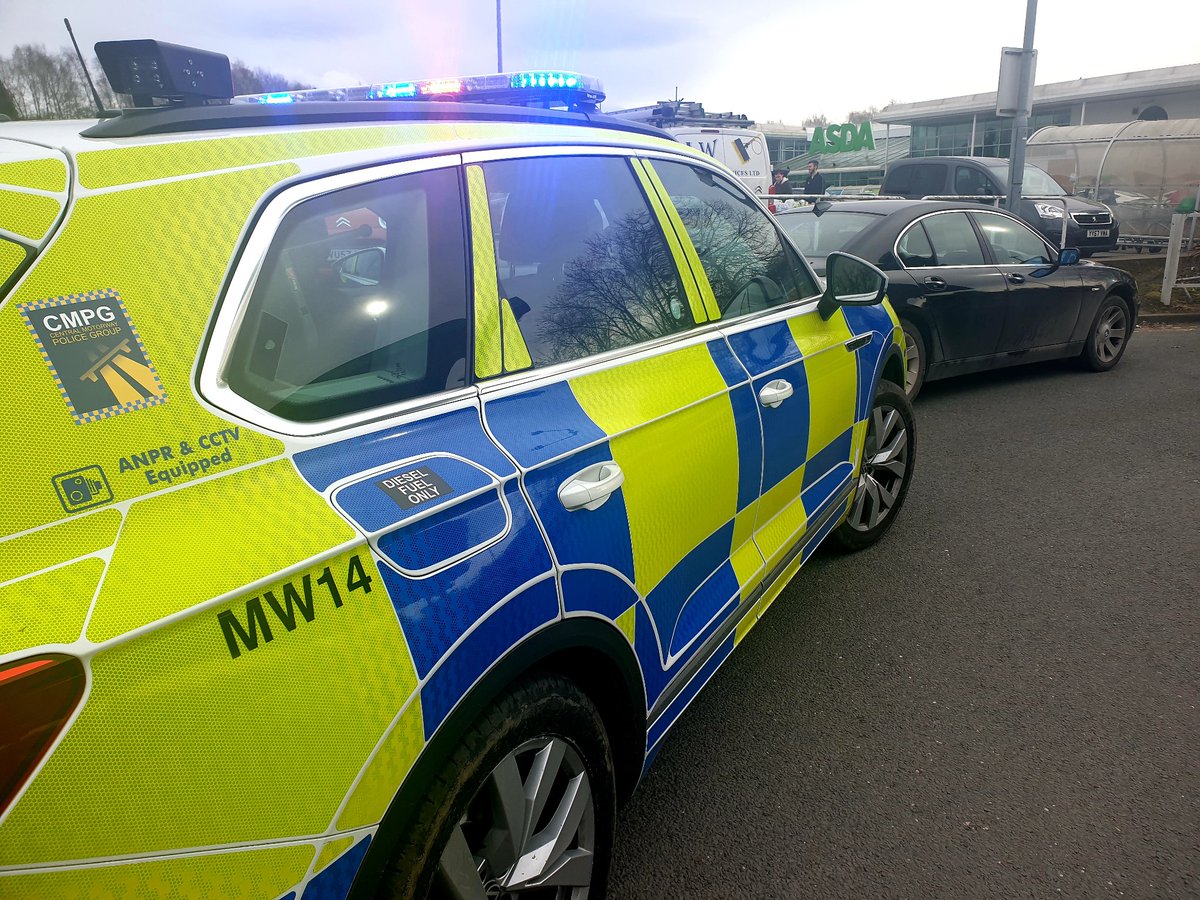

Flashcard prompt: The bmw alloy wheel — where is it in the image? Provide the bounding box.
[1094,303,1128,364]
[435,737,596,899]
[848,404,909,533]
[903,339,920,395]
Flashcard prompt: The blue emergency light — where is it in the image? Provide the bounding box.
[236,70,605,111]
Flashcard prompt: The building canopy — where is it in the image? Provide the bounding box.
[1027,118,1200,240]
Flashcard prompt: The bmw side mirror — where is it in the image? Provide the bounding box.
[1058,247,1081,266]
[334,246,385,286]
[818,252,889,320]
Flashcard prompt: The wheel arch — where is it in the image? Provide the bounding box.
[896,305,939,365]
[347,614,647,899]
[1107,281,1136,311]
[881,343,905,389]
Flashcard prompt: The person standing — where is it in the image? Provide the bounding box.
[772,168,793,195]
[804,159,827,197]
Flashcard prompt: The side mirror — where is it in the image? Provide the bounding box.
[818,251,889,320]
[334,247,385,286]
[1058,247,1080,266]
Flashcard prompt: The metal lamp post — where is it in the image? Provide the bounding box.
[496,0,503,72]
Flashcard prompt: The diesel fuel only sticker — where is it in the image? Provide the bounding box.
[19,288,167,424]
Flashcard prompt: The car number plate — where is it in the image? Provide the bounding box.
[1087,229,1109,238]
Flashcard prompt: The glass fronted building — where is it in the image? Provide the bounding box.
[877,63,1200,159]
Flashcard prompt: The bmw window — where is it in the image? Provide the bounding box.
[970,211,1055,265]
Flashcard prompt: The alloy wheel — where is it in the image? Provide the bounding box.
[435,737,596,899]
[903,338,920,395]
[1094,304,1128,364]
[848,404,909,532]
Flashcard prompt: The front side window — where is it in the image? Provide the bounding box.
[954,166,996,197]
[649,159,820,316]
[480,155,693,367]
[226,166,468,422]
[971,212,1054,265]
[921,212,988,266]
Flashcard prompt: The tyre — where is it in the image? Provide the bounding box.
[1080,249,1095,258]
[1080,294,1131,372]
[828,380,916,552]
[900,319,927,400]
[380,675,616,900]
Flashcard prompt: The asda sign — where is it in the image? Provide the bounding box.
[810,122,876,154]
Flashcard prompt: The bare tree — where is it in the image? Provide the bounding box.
[802,113,828,127]
[0,77,17,120]
[0,45,91,119]
[230,63,313,95]
[0,44,311,118]
[845,105,880,124]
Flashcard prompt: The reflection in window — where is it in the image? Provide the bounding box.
[921,212,987,266]
[896,223,935,268]
[226,167,468,422]
[971,212,1053,265]
[481,155,693,367]
[649,160,819,315]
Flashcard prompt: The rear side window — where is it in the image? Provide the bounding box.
[921,212,987,266]
[649,159,820,315]
[896,222,936,267]
[884,165,914,195]
[910,164,948,197]
[479,154,693,367]
[226,167,469,422]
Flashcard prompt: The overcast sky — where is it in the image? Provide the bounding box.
[1,0,1196,122]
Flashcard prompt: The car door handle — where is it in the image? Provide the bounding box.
[923,276,947,291]
[558,461,624,511]
[758,379,794,409]
[1006,272,1025,284]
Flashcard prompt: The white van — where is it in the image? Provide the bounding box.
[668,126,773,195]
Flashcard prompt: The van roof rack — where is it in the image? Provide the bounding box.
[611,100,757,130]
[80,100,673,140]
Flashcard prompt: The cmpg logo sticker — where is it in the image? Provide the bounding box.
[19,288,166,425]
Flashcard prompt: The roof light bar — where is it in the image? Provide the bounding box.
[235,70,605,111]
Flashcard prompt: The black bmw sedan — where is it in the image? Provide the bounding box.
[777,200,1139,398]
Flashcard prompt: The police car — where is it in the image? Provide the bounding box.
[0,40,915,899]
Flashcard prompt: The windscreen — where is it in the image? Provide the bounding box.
[987,162,1066,196]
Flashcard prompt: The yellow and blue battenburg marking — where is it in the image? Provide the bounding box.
[0,108,903,900]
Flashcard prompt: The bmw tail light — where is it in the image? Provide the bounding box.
[0,654,86,815]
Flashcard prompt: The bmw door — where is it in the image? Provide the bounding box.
[897,210,1009,362]
[970,210,1084,352]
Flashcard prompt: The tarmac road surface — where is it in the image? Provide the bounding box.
[609,327,1199,899]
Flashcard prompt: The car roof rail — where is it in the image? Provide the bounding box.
[80,100,675,140]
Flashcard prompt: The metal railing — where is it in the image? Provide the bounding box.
[1160,213,1200,305]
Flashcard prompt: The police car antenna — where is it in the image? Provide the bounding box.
[63,18,107,116]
